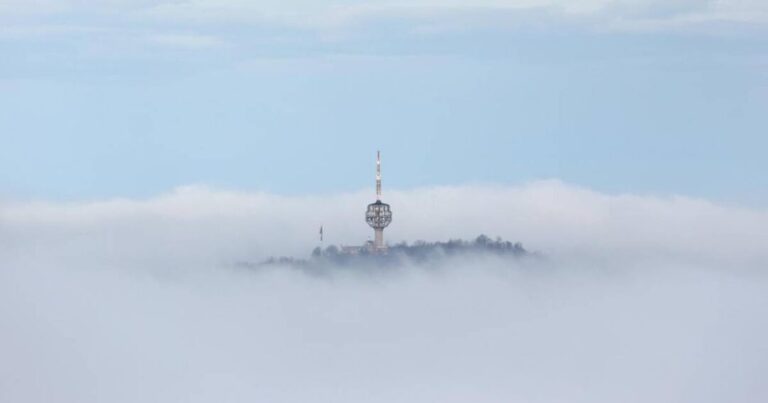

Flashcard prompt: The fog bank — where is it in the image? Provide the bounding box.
[1,181,766,402]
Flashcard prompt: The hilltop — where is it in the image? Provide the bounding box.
[252,235,534,272]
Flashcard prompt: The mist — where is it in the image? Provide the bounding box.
[1,180,767,402]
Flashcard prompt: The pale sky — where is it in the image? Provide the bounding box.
[1,0,766,203]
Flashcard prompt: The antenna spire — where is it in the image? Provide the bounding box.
[376,150,382,200]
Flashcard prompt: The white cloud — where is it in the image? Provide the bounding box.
[2,180,766,268]
[1,181,767,402]
[2,0,767,33]
[0,24,109,39]
[136,0,768,32]
[146,33,226,49]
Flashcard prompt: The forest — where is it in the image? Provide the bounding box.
[256,235,532,271]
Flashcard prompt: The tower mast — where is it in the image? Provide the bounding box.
[376,150,382,200]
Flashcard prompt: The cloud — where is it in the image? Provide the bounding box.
[146,33,226,49]
[3,181,766,269]
[1,181,767,402]
[1,0,764,71]
[2,0,767,34]
[0,24,110,39]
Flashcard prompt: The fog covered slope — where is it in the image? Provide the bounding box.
[1,181,766,403]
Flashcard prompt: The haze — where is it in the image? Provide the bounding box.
[2,182,767,402]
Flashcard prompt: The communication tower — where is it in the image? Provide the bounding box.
[365,151,392,251]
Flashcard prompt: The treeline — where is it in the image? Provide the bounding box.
[393,234,527,258]
[257,235,530,270]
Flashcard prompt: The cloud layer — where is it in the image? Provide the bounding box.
[3,0,768,28]
[2,0,767,54]
[1,181,767,402]
[3,180,766,268]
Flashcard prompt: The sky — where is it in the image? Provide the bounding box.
[1,0,767,203]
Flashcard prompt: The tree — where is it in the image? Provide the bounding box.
[475,234,490,246]
[324,245,339,256]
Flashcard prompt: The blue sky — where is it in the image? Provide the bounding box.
[1,0,766,203]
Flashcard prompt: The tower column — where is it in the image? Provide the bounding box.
[374,228,384,250]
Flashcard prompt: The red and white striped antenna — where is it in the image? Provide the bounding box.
[376,150,382,200]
